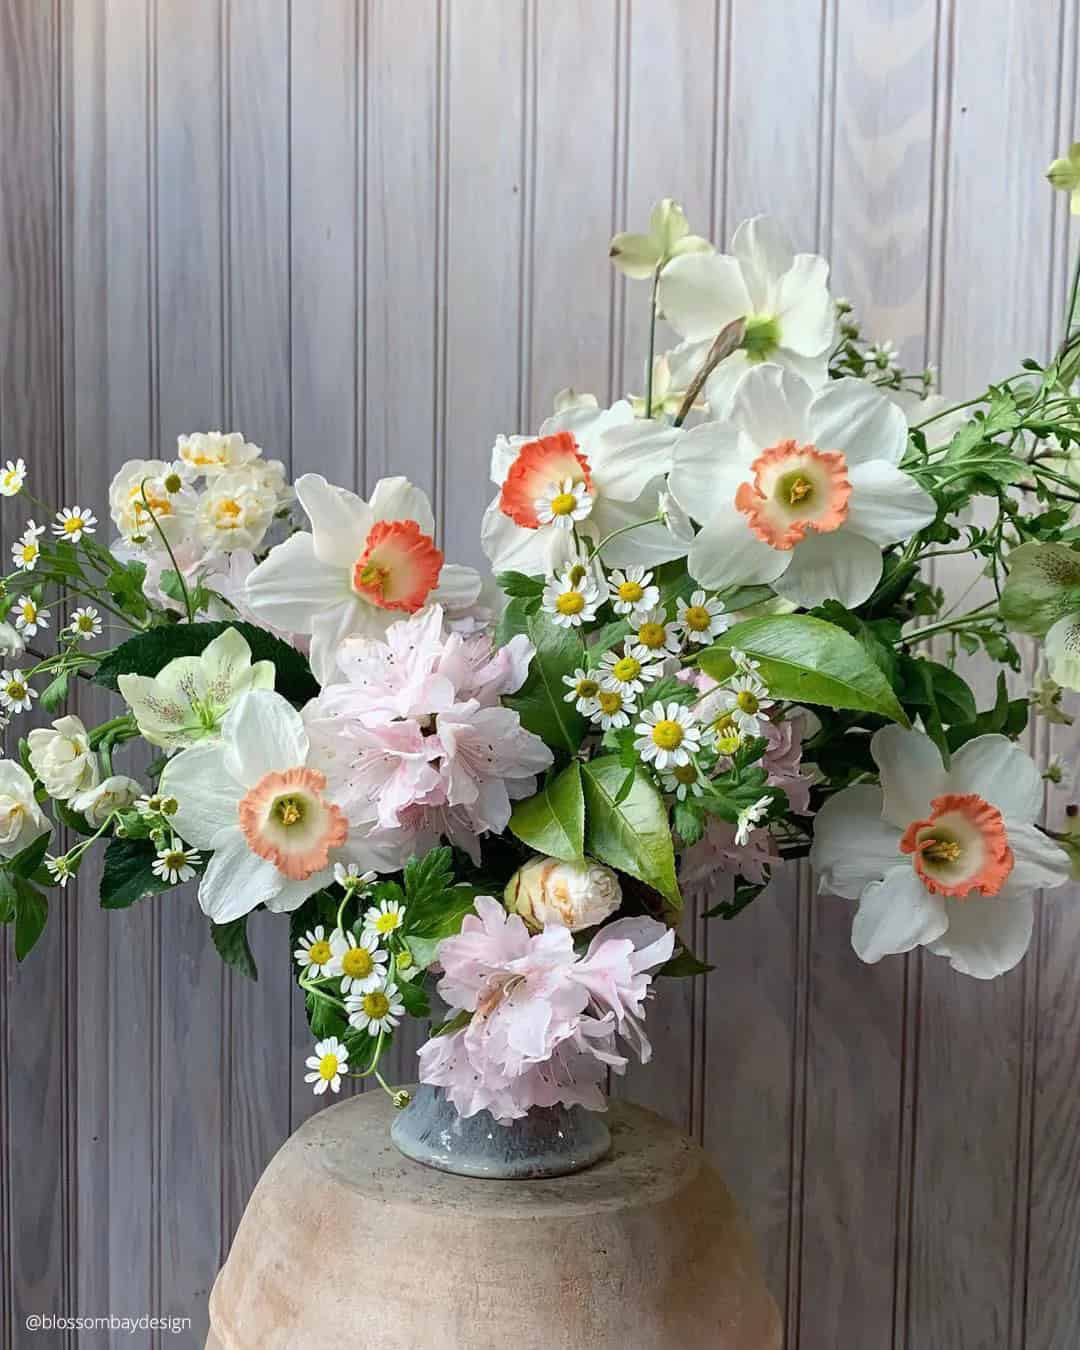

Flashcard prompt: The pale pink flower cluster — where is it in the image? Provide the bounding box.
[417,897,675,1123]
[761,713,815,815]
[303,607,552,865]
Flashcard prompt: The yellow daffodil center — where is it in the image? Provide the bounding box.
[736,690,759,715]
[307,939,332,966]
[638,622,666,649]
[612,656,641,682]
[374,911,401,935]
[575,677,600,699]
[598,690,623,714]
[318,1053,340,1081]
[556,591,586,616]
[342,947,374,979]
[652,719,684,751]
[274,794,306,827]
[618,580,644,603]
[674,763,698,784]
[363,991,390,1019]
[922,835,962,864]
[784,474,814,506]
[550,491,577,516]
[683,605,711,632]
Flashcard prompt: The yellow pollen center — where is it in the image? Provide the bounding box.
[318,1053,339,1081]
[20,603,34,619]
[923,837,962,864]
[787,476,813,505]
[164,473,183,493]
[736,690,759,715]
[396,950,413,971]
[342,947,374,979]
[674,763,698,784]
[618,580,644,603]
[684,605,711,632]
[215,498,243,522]
[550,491,577,516]
[20,544,35,562]
[556,591,586,615]
[612,656,641,681]
[652,719,685,751]
[374,911,400,935]
[358,560,391,589]
[164,851,186,872]
[307,940,332,966]
[64,517,83,534]
[6,682,25,700]
[598,690,623,714]
[638,622,666,649]
[363,991,390,1019]
[575,678,600,698]
[714,714,740,752]
[274,795,305,827]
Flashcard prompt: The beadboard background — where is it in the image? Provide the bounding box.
[2,0,1080,1346]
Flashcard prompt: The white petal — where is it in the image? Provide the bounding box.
[221,689,309,786]
[309,598,373,686]
[160,742,242,847]
[772,529,882,608]
[808,377,908,467]
[490,434,526,487]
[927,892,1034,979]
[294,474,372,567]
[871,725,946,829]
[657,251,753,343]
[198,828,289,922]
[730,216,793,312]
[946,735,1043,822]
[480,498,567,576]
[731,363,814,451]
[541,398,634,448]
[809,784,904,899]
[264,866,335,914]
[667,421,749,524]
[245,531,351,633]
[845,461,937,546]
[774,254,834,356]
[431,563,483,612]
[367,476,436,535]
[687,514,790,591]
[1045,613,1080,691]
[1001,821,1071,893]
[587,490,689,568]
[590,421,682,502]
[702,349,753,417]
[851,864,949,963]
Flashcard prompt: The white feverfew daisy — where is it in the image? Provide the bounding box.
[151,841,201,884]
[14,597,49,638]
[0,459,26,496]
[304,1036,348,1095]
[607,565,660,619]
[634,701,702,771]
[346,982,405,1036]
[629,606,682,659]
[535,477,594,530]
[541,568,601,629]
[12,522,44,572]
[294,924,335,976]
[363,898,407,941]
[0,670,35,714]
[333,862,378,893]
[674,590,728,645]
[729,648,763,677]
[723,674,774,736]
[328,928,388,994]
[590,685,637,731]
[662,762,705,800]
[598,640,663,696]
[68,607,103,641]
[735,795,773,846]
[136,791,178,819]
[46,855,73,888]
[562,667,602,715]
[53,506,97,543]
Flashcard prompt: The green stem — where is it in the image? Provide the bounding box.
[900,603,997,648]
[140,479,195,623]
[643,266,660,417]
[586,514,662,565]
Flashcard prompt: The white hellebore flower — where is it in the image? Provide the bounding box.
[159,689,377,923]
[0,760,48,859]
[480,396,685,578]
[669,365,936,608]
[71,774,142,828]
[609,197,713,279]
[505,856,623,932]
[27,714,99,801]
[810,727,1070,980]
[657,215,835,414]
[245,474,482,686]
[118,627,275,749]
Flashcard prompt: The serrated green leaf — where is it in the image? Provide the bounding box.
[581,756,680,910]
[508,762,585,861]
[403,847,456,907]
[210,915,258,980]
[495,571,545,599]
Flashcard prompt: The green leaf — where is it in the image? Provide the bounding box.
[397,977,430,1019]
[8,828,51,880]
[403,847,456,907]
[495,595,539,646]
[508,762,585,861]
[100,836,174,909]
[0,870,17,924]
[104,558,149,623]
[704,873,770,921]
[698,614,909,725]
[659,944,714,977]
[210,915,258,980]
[504,611,588,756]
[92,620,319,707]
[40,672,69,713]
[305,988,349,1043]
[14,878,48,961]
[495,571,544,599]
[581,756,681,911]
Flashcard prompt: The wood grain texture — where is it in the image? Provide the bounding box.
[2,4,1080,1347]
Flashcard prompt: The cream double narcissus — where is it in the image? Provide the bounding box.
[245,474,482,685]
[480,396,685,578]
[809,727,1070,979]
[668,365,937,608]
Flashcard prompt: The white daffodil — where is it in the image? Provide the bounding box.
[12,521,44,572]
[362,898,406,942]
[0,760,48,858]
[598,640,663,696]
[630,354,698,419]
[345,982,405,1036]
[176,430,261,479]
[151,840,201,885]
[246,474,481,686]
[159,689,384,923]
[68,607,102,641]
[607,565,660,620]
[634,701,702,771]
[735,795,773,846]
[118,627,275,749]
[669,365,936,608]
[194,467,277,552]
[27,714,99,800]
[541,568,601,629]
[108,459,197,545]
[674,590,728,645]
[0,459,26,495]
[561,667,602,716]
[810,727,1071,979]
[293,924,335,976]
[590,685,636,731]
[304,1036,348,1095]
[71,774,142,827]
[628,607,682,659]
[14,597,49,638]
[53,506,97,543]
[328,928,388,994]
[480,396,685,578]
[609,197,712,279]
[0,669,35,714]
[657,215,835,414]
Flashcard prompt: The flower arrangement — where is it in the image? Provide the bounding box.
[3,153,1080,1126]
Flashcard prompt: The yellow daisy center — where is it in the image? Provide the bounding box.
[714,713,740,753]
[63,516,84,534]
[736,689,759,715]
[575,677,600,699]
[6,681,26,700]
[307,939,332,966]
[598,690,623,714]
[549,491,577,516]
[374,911,401,935]
[683,604,712,632]
[556,591,586,616]
[618,579,644,603]
[652,719,684,751]
[363,991,390,1019]
[164,472,184,493]
[20,602,35,619]
[396,950,414,972]
[612,656,642,682]
[637,622,666,649]
[20,544,36,563]
[318,1053,340,1081]
[674,763,698,784]
[342,947,374,979]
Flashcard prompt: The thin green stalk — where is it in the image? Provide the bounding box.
[139,479,195,622]
[643,266,661,417]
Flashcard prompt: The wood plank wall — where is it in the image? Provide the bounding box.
[1,2,1078,1345]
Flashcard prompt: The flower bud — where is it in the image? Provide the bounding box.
[505,857,622,932]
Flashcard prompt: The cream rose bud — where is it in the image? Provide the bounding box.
[505,857,622,932]
[71,774,142,828]
[27,714,99,801]
[0,760,48,858]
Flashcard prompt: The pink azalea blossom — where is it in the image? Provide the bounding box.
[761,713,815,815]
[681,819,777,887]
[417,896,675,1122]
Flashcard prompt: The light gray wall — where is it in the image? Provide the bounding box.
[2,1,1079,1346]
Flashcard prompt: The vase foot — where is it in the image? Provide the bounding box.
[390,1083,611,1179]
